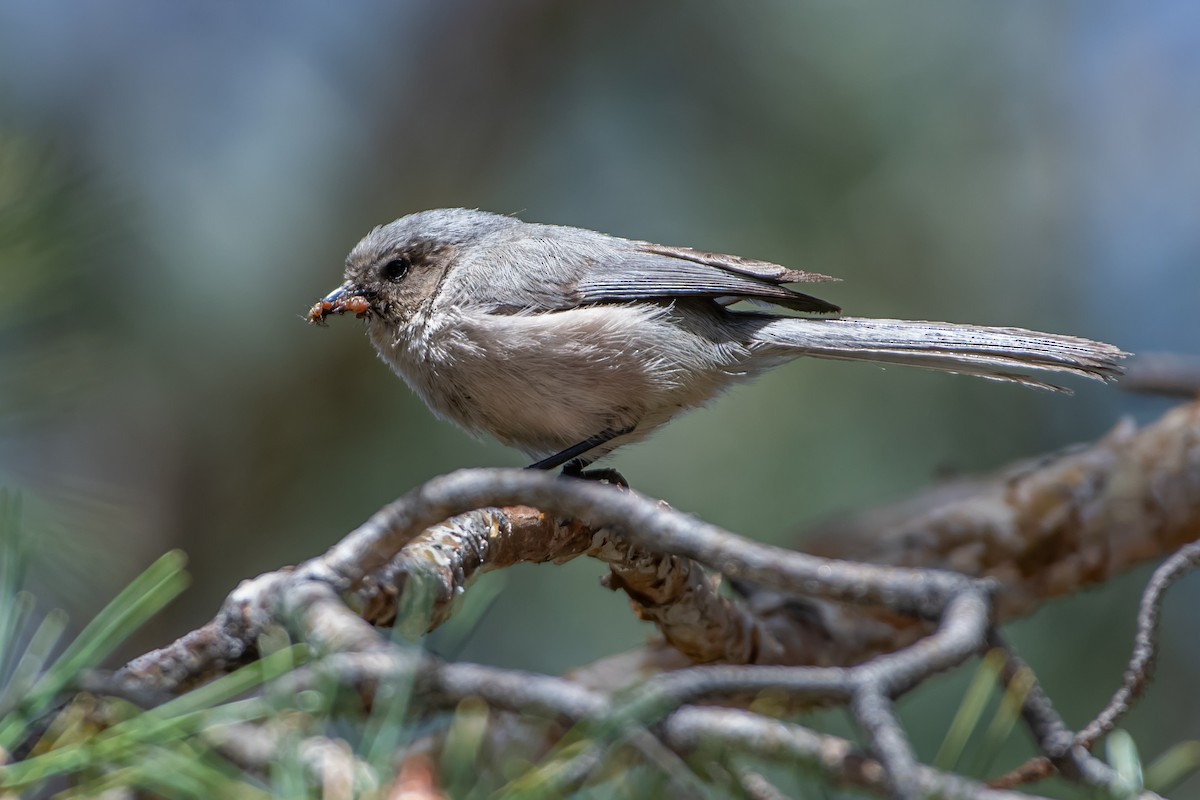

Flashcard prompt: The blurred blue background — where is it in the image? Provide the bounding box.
[2,0,1198,792]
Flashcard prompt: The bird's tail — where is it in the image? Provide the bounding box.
[750,316,1126,392]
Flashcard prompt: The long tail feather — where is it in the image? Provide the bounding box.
[751,317,1127,392]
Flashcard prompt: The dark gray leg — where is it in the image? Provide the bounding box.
[525,426,633,472]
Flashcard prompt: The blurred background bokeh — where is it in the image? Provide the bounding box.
[2,0,1198,793]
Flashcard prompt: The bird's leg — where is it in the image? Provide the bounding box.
[525,426,633,472]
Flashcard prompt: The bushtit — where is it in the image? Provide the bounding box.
[310,209,1125,471]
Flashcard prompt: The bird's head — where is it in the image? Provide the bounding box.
[307,208,518,325]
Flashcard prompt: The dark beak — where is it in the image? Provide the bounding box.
[321,283,352,305]
[307,282,374,324]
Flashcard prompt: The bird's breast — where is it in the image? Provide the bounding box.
[368,303,757,457]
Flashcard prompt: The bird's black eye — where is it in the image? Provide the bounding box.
[380,256,410,281]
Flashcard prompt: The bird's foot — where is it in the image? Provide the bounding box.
[561,461,628,488]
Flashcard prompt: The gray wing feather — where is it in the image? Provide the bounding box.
[637,243,837,284]
[451,226,842,314]
[572,241,841,314]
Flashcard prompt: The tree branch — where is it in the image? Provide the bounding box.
[103,399,1200,798]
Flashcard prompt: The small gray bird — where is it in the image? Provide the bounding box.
[310,209,1125,471]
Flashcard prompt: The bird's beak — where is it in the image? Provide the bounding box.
[307,282,374,325]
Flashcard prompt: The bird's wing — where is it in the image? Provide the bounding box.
[568,241,841,314]
[450,228,842,315]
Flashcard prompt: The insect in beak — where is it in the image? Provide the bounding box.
[307,284,374,324]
